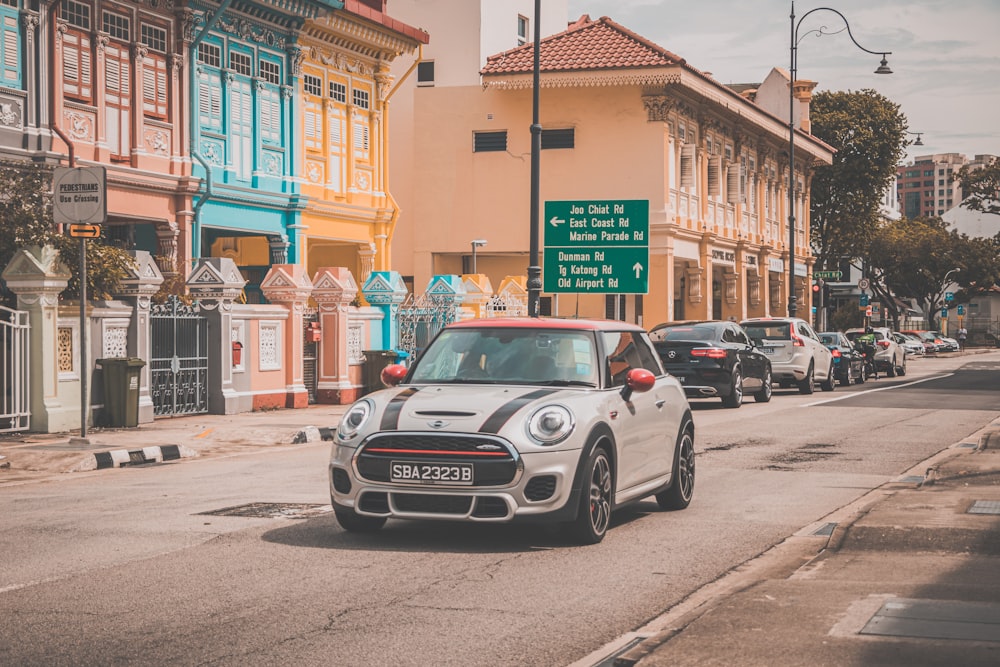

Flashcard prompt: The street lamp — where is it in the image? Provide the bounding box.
[471,239,487,274]
[906,131,924,146]
[939,267,960,334]
[527,0,542,317]
[787,1,892,318]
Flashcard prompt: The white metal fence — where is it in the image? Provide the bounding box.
[0,305,30,432]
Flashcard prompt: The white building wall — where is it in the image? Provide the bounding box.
[387,0,569,283]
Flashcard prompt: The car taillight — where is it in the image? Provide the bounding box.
[831,348,842,358]
[791,332,805,347]
[878,340,890,348]
[690,347,728,359]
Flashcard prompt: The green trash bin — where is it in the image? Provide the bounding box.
[362,350,398,395]
[98,357,146,427]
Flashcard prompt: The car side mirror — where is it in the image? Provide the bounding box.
[621,368,655,401]
[381,364,408,387]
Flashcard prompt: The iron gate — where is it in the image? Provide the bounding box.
[0,306,29,432]
[397,293,458,360]
[150,296,208,416]
[302,307,318,404]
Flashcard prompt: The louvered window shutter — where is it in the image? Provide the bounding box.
[680,144,695,188]
[142,54,168,118]
[63,30,92,101]
[708,156,721,197]
[727,163,743,203]
[1,14,18,86]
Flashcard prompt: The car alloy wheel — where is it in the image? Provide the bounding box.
[722,370,743,408]
[657,430,695,510]
[754,369,772,403]
[569,447,612,544]
[798,363,815,395]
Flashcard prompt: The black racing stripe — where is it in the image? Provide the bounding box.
[380,387,421,431]
[479,389,558,434]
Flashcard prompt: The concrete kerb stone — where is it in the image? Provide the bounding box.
[68,444,198,472]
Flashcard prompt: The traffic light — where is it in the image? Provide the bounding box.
[823,283,832,309]
[812,279,824,308]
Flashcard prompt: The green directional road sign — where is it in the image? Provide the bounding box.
[813,270,843,280]
[544,199,649,294]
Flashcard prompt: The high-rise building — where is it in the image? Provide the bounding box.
[896,153,998,219]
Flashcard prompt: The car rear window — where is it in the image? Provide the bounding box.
[651,325,715,341]
[742,322,790,341]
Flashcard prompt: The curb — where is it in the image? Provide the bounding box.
[70,444,196,472]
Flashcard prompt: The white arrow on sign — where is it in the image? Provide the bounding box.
[549,216,565,227]
[633,262,644,278]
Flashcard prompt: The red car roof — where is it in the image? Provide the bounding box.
[447,317,645,332]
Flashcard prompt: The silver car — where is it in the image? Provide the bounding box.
[846,327,907,376]
[330,318,695,544]
[740,317,835,394]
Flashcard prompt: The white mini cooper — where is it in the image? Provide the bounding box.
[330,318,695,544]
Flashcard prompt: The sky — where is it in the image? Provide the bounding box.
[565,0,1000,164]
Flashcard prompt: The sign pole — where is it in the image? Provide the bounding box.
[53,166,106,441]
[80,238,87,439]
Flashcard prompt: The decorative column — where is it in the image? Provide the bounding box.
[112,251,164,423]
[361,271,407,352]
[187,258,246,414]
[260,264,313,409]
[312,267,359,404]
[2,246,74,433]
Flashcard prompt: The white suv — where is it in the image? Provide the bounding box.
[845,327,907,377]
[740,317,835,394]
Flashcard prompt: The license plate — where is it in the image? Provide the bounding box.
[761,347,776,354]
[390,461,473,485]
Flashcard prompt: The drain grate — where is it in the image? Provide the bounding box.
[896,475,925,484]
[198,503,331,519]
[968,500,1000,516]
[812,522,837,536]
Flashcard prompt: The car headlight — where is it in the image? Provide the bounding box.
[527,405,574,445]
[337,400,373,442]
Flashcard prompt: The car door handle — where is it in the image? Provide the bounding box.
[655,399,666,408]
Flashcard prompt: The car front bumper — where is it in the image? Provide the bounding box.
[330,441,585,524]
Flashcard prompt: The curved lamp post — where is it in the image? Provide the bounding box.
[787,1,892,318]
[939,267,960,333]
[906,131,924,146]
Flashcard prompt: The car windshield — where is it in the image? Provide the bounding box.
[407,327,600,387]
[651,324,717,342]
[818,334,839,345]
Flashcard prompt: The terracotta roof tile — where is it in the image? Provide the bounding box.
[481,15,685,75]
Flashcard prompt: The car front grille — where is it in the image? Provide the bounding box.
[356,432,519,487]
[394,493,473,514]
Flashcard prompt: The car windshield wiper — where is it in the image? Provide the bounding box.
[534,379,598,387]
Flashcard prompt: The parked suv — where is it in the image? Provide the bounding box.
[740,317,835,394]
[845,327,907,377]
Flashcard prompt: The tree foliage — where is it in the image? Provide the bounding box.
[867,216,1000,328]
[956,158,1000,216]
[808,89,909,270]
[0,161,135,307]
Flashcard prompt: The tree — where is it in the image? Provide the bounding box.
[0,161,135,307]
[956,158,1000,216]
[868,216,1000,329]
[807,89,909,270]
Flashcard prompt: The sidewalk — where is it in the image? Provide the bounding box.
[612,419,1000,666]
[0,403,348,486]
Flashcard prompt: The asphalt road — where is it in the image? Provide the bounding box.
[1,352,997,666]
